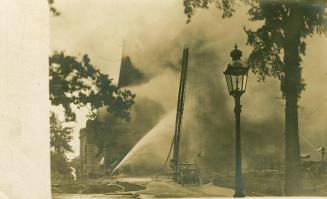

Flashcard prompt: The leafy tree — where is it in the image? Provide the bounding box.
[50,151,70,179]
[184,0,327,195]
[50,112,73,155]
[49,52,135,122]
[50,52,135,171]
[50,112,72,178]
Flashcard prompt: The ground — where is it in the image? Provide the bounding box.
[52,175,327,198]
[52,176,235,198]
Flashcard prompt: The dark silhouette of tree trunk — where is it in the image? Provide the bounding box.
[283,40,302,194]
[282,7,303,194]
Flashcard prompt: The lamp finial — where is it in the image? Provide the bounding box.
[230,44,242,61]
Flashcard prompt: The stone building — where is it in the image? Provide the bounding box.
[79,127,103,178]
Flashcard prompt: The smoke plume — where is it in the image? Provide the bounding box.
[52,0,327,174]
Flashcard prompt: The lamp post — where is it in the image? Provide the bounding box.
[223,44,249,198]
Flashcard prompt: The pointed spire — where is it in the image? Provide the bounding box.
[118,39,126,87]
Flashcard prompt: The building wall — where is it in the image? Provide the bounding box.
[79,128,103,178]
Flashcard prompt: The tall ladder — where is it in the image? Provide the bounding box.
[163,47,189,176]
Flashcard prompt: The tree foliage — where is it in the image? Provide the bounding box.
[50,112,72,177]
[245,1,327,96]
[49,52,135,122]
[49,53,135,174]
[51,151,70,177]
[184,0,237,23]
[50,112,73,155]
[184,0,327,95]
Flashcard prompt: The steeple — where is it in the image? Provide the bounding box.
[117,39,126,87]
[117,39,146,88]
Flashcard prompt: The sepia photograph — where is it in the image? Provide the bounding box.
[46,0,327,198]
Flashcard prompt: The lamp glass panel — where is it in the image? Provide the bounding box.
[241,74,244,92]
[239,75,244,91]
[242,74,248,91]
[225,74,233,94]
[231,75,238,91]
[236,75,241,91]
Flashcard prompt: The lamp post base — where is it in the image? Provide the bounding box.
[233,192,245,198]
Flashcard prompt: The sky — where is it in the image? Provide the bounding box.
[50,0,327,161]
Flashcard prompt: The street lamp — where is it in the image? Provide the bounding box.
[223,44,249,197]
